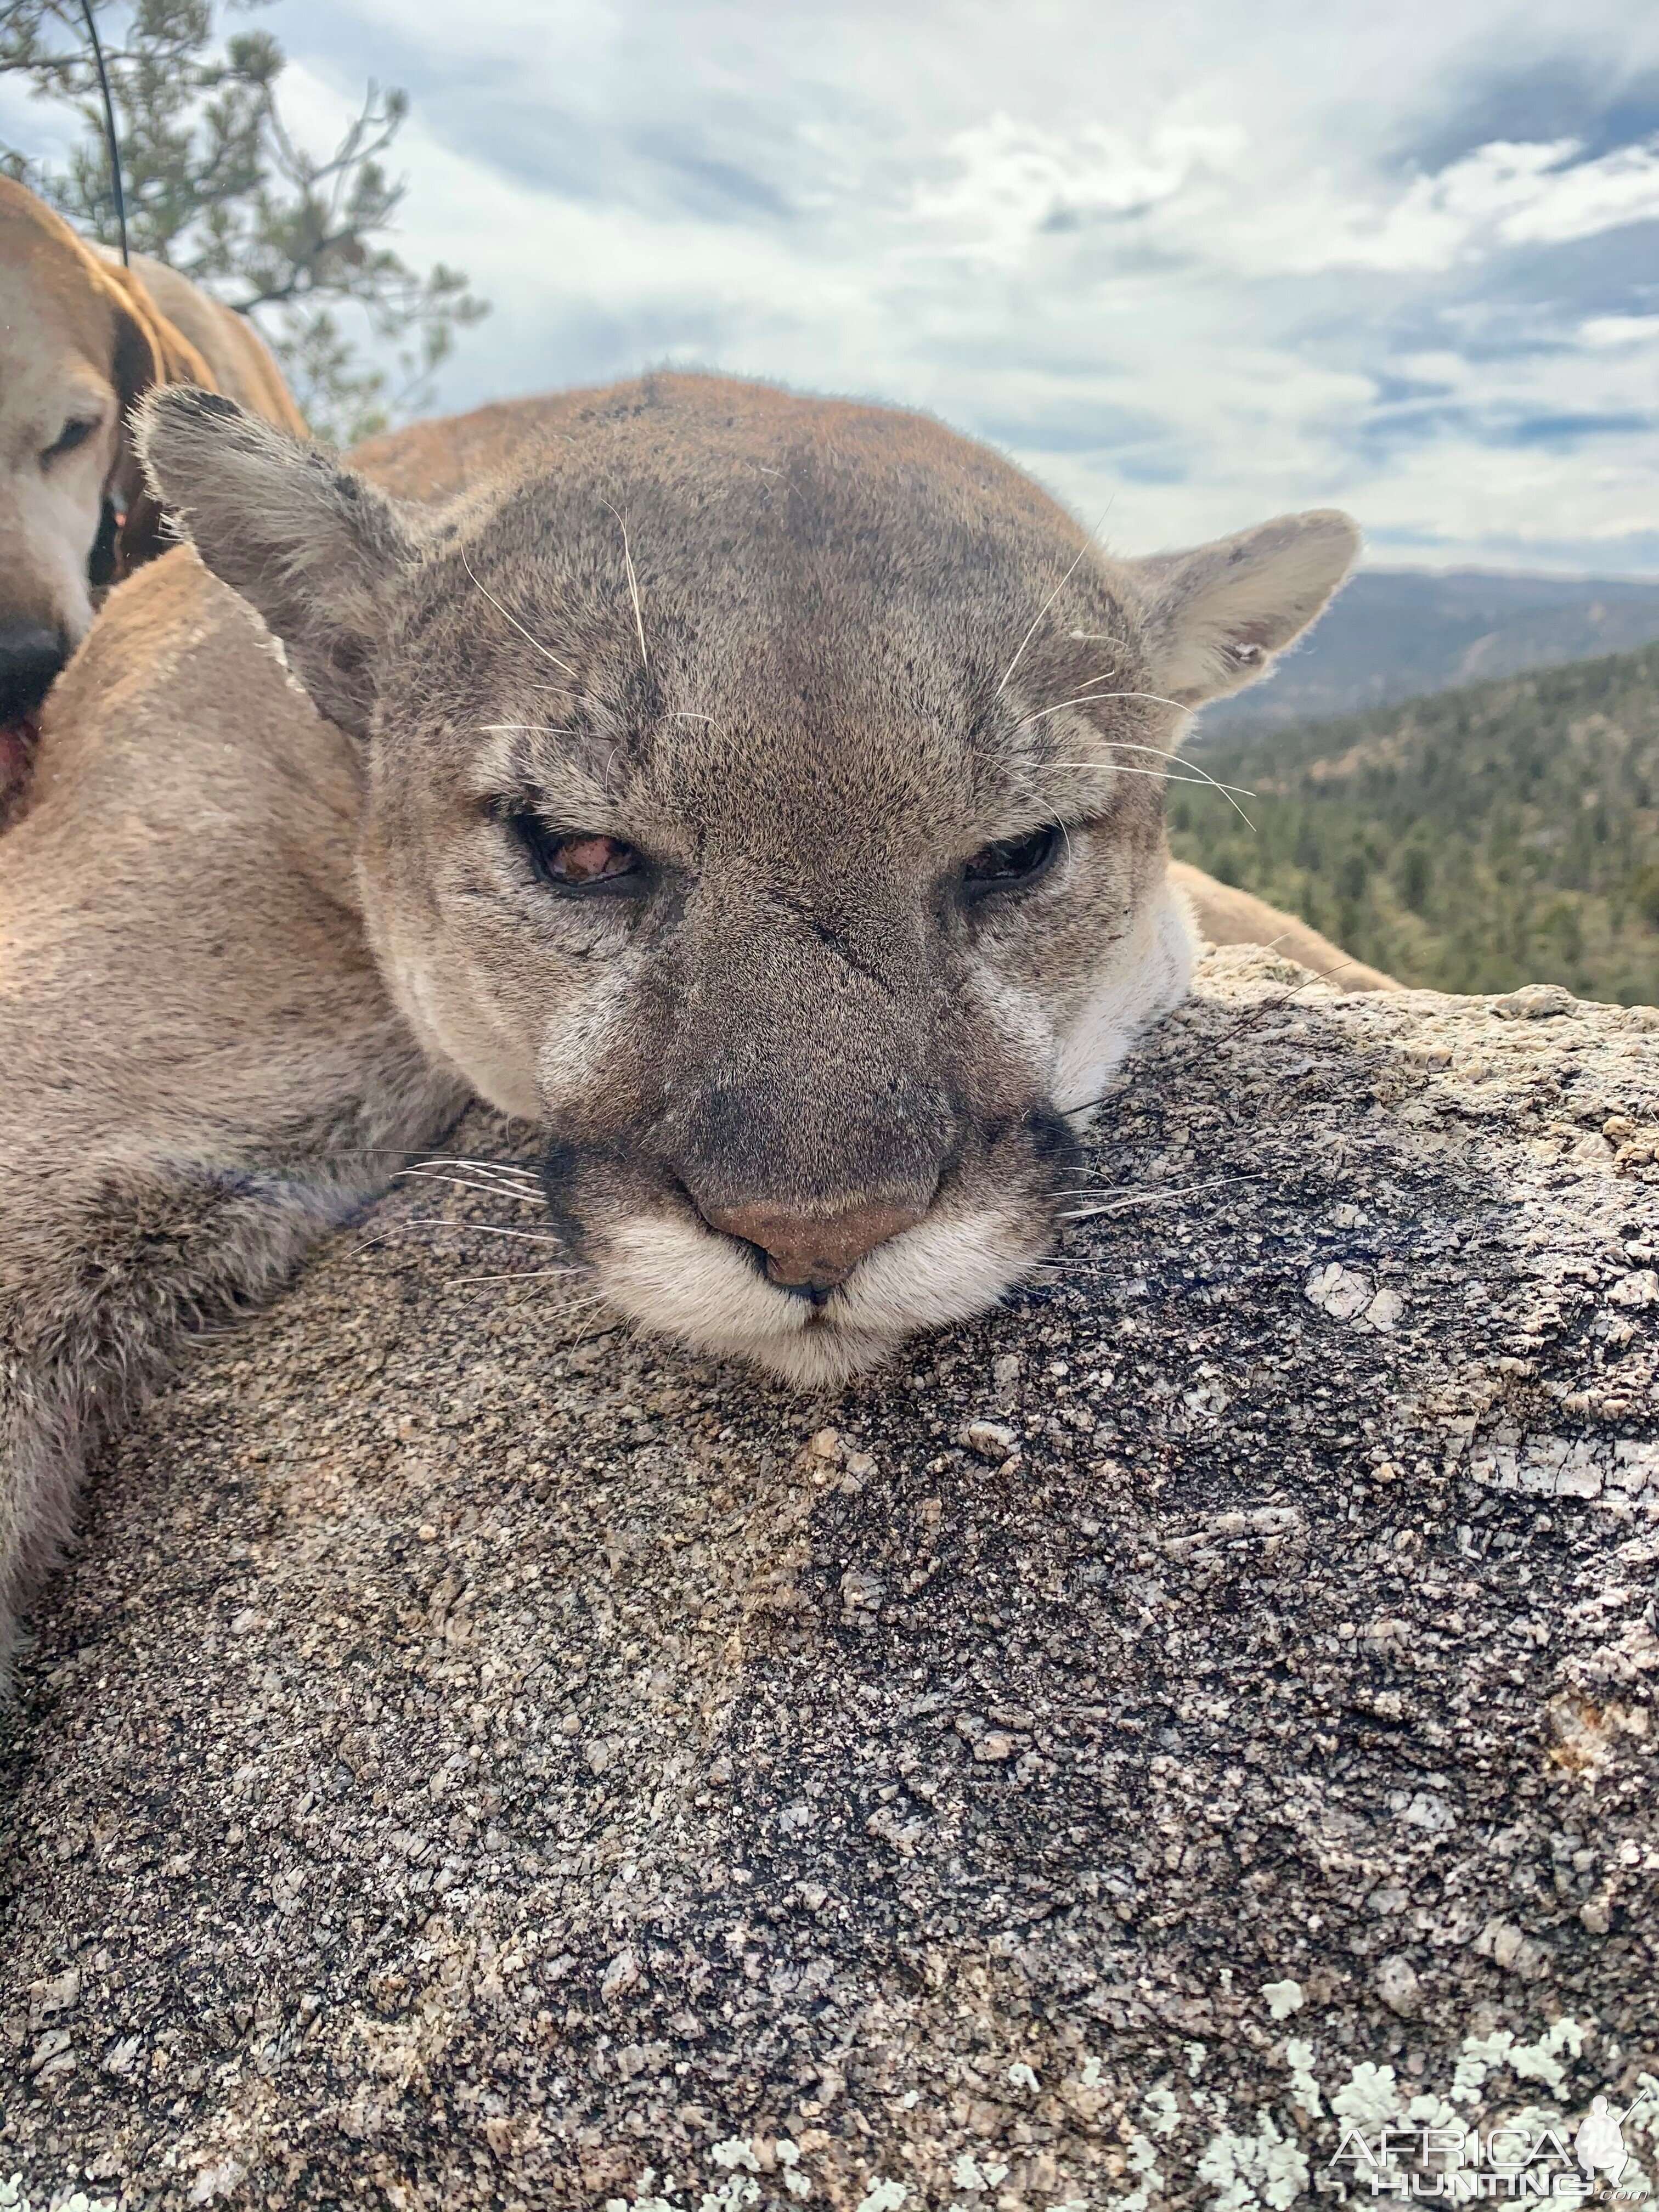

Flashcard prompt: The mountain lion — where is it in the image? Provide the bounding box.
[0,373,1356,1667]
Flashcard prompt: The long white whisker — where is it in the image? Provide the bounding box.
[1015,689,1191,727]
[404,1155,541,1181]
[406,1157,542,1184]
[602,500,649,671]
[328,1149,539,1170]
[1048,760,1255,798]
[1081,738,1186,766]
[1044,748,1256,830]
[397,1167,546,1209]
[994,532,1098,699]
[1042,762,1258,814]
[1058,1175,1252,1222]
[461,548,580,678]
[400,1220,566,1245]
[396,1159,539,1177]
[479,725,583,735]
[1062,744,1256,828]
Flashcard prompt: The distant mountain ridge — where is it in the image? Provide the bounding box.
[1169,640,1659,1005]
[1201,567,1659,731]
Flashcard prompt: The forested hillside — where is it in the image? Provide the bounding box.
[1172,642,1659,1004]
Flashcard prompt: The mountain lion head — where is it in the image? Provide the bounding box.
[137,375,1355,1385]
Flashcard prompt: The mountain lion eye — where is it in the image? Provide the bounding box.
[511,814,645,894]
[42,417,99,467]
[962,823,1061,899]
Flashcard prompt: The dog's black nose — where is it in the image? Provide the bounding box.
[0,622,66,725]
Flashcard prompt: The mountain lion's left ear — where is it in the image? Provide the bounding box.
[133,385,417,738]
[1128,509,1361,707]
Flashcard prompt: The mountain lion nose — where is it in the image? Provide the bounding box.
[699,1199,927,1290]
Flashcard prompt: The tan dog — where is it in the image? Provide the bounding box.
[0,176,305,820]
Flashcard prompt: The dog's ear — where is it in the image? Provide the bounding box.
[1128,510,1360,708]
[97,260,215,576]
[134,385,418,737]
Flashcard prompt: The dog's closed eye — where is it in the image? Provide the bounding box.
[41,416,101,469]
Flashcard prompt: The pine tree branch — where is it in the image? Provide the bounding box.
[2,0,488,444]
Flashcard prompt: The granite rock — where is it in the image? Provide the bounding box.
[3,948,1657,2208]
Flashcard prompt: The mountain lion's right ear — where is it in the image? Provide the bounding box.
[134,386,417,738]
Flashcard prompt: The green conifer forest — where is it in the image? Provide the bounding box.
[1173,643,1659,1005]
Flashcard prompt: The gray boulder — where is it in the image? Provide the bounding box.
[3,949,1657,2209]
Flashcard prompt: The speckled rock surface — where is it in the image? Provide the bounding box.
[3,948,1657,2210]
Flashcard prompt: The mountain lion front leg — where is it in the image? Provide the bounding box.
[0,550,466,1679]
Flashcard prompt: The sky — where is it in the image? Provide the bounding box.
[12,0,1659,574]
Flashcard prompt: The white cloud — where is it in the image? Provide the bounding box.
[1580,313,1659,348]
[53,0,1659,572]
[1266,136,1659,274]
[911,111,1247,266]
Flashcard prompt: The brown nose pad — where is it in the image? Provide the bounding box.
[699,1199,927,1289]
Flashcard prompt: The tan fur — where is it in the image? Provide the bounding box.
[0,177,305,825]
[109,250,308,442]
[0,373,1356,1674]
[0,550,466,1675]
[1170,861,1399,991]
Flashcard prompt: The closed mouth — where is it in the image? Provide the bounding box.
[712,1242,862,1330]
[537,1109,1074,1381]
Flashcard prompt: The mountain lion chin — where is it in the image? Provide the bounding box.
[594,1205,1044,1386]
[704,1318,907,1392]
